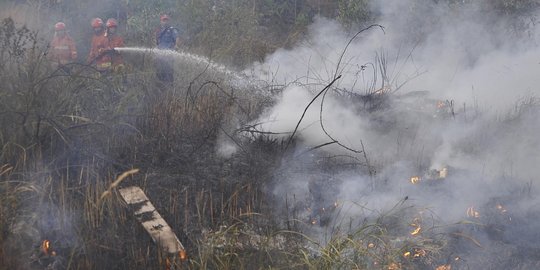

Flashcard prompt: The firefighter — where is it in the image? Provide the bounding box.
[154,14,182,85]
[87,18,112,73]
[105,18,125,73]
[48,22,77,71]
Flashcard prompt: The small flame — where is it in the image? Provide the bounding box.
[439,167,448,178]
[368,243,375,248]
[466,206,480,218]
[403,251,411,258]
[410,226,421,236]
[436,101,446,108]
[435,264,452,270]
[179,250,187,261]
[311,219,317,225]
[410,176,421,184]
[387,262,400,270]
[413,249,426,258]
[496,204,507,213]
[41,240,56,256]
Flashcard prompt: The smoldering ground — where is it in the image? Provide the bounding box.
[3,0,540,268]
[249,0,540,268]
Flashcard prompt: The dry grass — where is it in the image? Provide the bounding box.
[5,14,530,270]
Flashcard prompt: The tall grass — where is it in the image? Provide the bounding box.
[4,14,525,270]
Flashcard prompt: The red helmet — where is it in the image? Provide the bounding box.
[54,22,66,31]
[91,18,103,28]
[106,18,118,28]
[160,14,170,22]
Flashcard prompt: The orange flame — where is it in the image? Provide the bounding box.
[403,251,411,258]
[410,176,421,184]
[435,264,451,270]
[41,240,56,256]
[410,217,422,236]
[179,250,187,261]
[410,226,421,236]
[466,206,480,218]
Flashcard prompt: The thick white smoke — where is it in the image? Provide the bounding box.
[248,2,540,262]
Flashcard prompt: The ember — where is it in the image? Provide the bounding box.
[496,204,507,213]
[387,262,400,270]
[410,217,422,236]
[466,206,480,218]
[439,167,448,178]
[413,249,426,258]
[41,240,56,257]
[410,226,421,236]
[410,166,448,185]
[435,264,451,270]
[179,250,187,261]
[436,101,446,109]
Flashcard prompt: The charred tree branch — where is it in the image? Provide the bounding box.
[284,75,342,151]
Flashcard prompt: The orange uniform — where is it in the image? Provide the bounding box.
[107,34,124,67]
[49,34,77,65]
[87,32,112,71]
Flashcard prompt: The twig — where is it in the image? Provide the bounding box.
[99,169,139,201]
[451,232,483,248]
[294,141,337,157]
[319,88,363,154]
[284,75,342,151]
[313,24,385,156]
[334,24,385,80]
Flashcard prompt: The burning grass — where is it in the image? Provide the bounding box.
[2,15,540,270]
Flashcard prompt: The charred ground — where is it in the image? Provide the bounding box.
[2,1,540,270]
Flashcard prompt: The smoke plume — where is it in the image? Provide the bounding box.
[249,1,540,267]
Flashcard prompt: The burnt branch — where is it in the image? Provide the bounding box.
[284,75,342,151]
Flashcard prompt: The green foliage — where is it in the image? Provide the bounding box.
[124,0,176,46]
[178,0,265,65]
[337,0,372,28]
